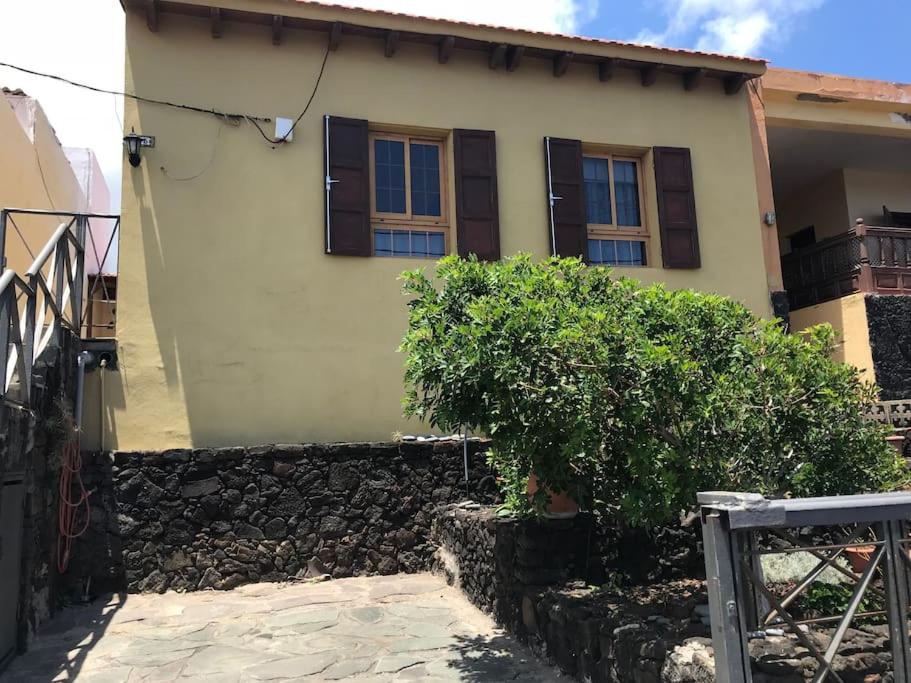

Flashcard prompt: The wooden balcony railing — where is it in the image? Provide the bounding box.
[782,220,911,310]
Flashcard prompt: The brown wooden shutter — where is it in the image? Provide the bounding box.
[453,129,500,260]
[545,137,588,259]
[324,115,371,256]
[654,147,700,269]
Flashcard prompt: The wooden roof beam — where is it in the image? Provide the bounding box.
[271,15,282,45]
[724,73,749,95]
[506,45,524,72]
[210,7,222,39]
[384,30,399,57]
[683,68,705,91]
[328,22,342,51]
[640,64,659,87]
[598,58,615,82]
[489,43,507,70]
[553,52,573,77]
[145,0,159,32]
[438,35,455,64]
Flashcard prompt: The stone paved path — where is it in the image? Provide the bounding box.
[2,573,562,682]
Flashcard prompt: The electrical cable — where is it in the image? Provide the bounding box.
[160,116,229,181]
[0,60,271,123]
[244,44,331,145]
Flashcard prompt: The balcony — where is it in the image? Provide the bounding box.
[782,220,911,310]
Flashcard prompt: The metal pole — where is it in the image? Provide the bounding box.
[0,287,10,395]
[0,209,7,272]
[72,217,87,334]
[462,425,469,496]
[702,509,751,683]
[881,520,911,683]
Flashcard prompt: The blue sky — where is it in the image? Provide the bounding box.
[581,0,909,82]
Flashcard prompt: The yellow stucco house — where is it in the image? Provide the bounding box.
[107,0,782,450]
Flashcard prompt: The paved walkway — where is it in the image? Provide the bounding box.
[2,573,561,682]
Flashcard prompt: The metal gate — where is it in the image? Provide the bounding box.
[700,490,911,683]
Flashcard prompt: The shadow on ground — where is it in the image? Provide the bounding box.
[0,593,125,682]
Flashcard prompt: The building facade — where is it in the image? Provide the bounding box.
[109,0,774,450]
[760,69,911,400]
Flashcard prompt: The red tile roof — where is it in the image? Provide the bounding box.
[292,0,767,67]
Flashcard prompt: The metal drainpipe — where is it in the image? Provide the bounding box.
[74,351,92,432]
[99,358,107,452]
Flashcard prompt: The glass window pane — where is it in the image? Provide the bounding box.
[373,229,447,258]
[412,231,428,256]
[616,240,633,265]
[410,143,441,217]
[583,157,612,225]
[393,231,410,255]
[374,230,392,256]
[374,139,406,214]
[429,233,445,256]
[613,160,641,227]
[587,239,601,263]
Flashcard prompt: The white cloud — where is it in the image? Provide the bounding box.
[634,0,824,56]
[331,0,599,34]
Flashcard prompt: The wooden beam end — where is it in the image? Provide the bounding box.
[640,64,659,87]
[489,43,507,70]
[328,22,342,51]
[683,68,705,91]
[384,30,400,58]
[145,0,159,32]
[438,35,455,64]
[553,51,573,78]
[724,73,749,95]
[271,15,283,46]
[506,45,524,72]
[210,7,223,39]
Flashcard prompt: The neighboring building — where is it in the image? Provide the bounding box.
[0,90,116,339]
[0,89,86,274]
[111,0,774,450]
[64,147,118,338]
[758,69,911,398]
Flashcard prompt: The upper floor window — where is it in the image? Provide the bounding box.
[370,131,448,257]
[582,152,647,266]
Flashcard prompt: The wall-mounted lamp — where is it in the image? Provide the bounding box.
[123,128,155,167]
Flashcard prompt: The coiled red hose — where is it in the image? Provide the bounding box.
[57,438,91,573]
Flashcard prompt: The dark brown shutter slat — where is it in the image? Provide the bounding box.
[325,115,371,256]
[453,129,500,261]
[545,137,587,259]
[654,147,700,269]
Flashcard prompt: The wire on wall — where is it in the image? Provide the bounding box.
[160,115,234,181]
[1,49,330,148]
[244,44,331,145]
[0,60,271,124]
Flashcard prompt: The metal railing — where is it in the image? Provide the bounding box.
[701,491,911,683]
[782,221,911,310]
[0,209,120,407]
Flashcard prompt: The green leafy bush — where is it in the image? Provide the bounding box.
[400,254,905,525]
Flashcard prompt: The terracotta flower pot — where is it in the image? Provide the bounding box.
[844,545,876,574]
[527,473,579,519]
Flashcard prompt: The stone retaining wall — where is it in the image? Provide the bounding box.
[866,294,911,400]
[75,439,496,593]
[0,330,79,657]
[432,504,896,683]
